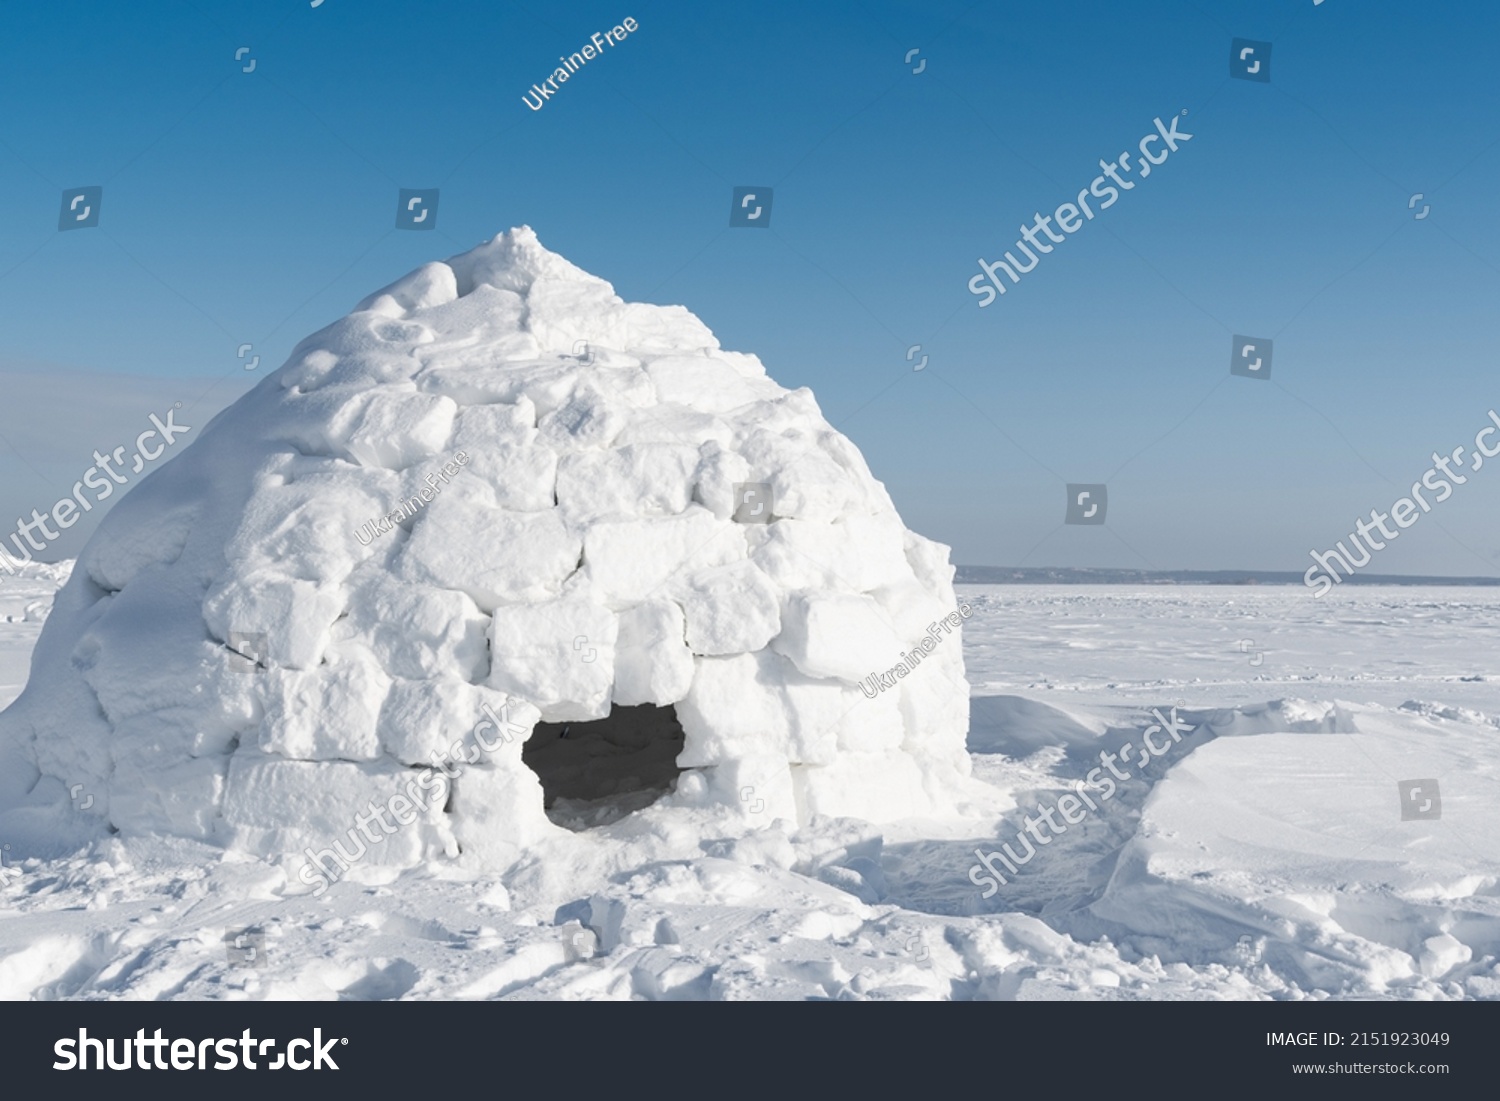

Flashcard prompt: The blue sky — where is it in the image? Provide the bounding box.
[2,0,1498,576]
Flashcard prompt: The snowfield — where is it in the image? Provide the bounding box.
[2,569,1496,1001]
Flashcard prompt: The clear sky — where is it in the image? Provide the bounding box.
[2,0,1497,576]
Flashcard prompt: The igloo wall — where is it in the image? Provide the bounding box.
[0,227,973,876]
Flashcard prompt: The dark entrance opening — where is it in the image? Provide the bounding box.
[523,703,687,830]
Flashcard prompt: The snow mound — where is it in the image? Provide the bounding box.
[0,228,973,882]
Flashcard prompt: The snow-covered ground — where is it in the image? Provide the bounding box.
[1,571,1497,1000]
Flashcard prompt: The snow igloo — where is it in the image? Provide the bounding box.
[0,227,974,883]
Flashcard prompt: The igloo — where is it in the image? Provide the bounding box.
[0,227,975,885]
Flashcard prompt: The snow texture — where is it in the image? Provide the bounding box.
[2,578,1498,1000]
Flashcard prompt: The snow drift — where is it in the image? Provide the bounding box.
[0,227,973,876]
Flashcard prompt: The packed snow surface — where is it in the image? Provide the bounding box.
[1,573,1497,1000]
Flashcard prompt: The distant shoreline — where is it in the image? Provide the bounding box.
[956,566,1500,587]
[15,560,1499,589]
